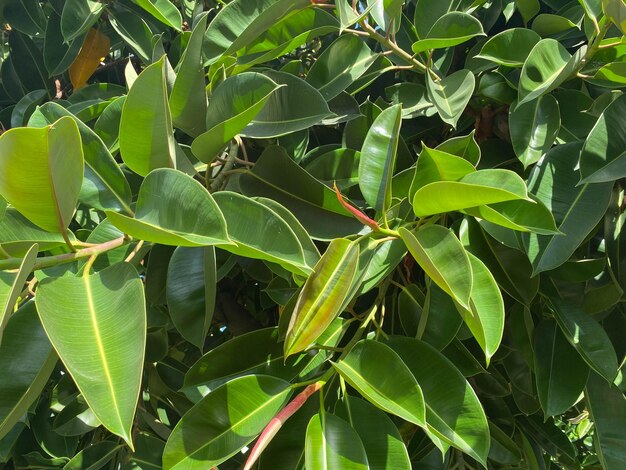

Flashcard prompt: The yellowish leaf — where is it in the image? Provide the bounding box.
[69,28,110,90]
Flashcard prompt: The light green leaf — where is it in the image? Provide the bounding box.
[0,209,69,257]
[510,95,560,168]
[368,0,403,33]
[106,169,230,247]
[427,69,475,128]
[35,263,145,448]
[0,243,37,345]
[412,12,485,54]
[285,238,359,356]
[0,116,83,236]
[192,73,280,163]
[532,14,578,37]
[119,56,177,177]
[436,131,481,165]
[242,70,332,138]
[60,0,103,42]
[214,192,313,275]
[305,413,369,470]
[400,226,472,309]
[579,94,626,184]
[166,247,215,349]
[457,252,505,364]
[410,144,476,197]
[29,102,133,214]
[413,169,531,217]
[332,339,426,426]
[413,0,460,38]
[170,14,208,138]
[306,34,379,101]
[163,375,292,470]
[0,302,56,440]
[534,320,589,417]
[385,336,490,466]
[94,95,125,153]
[603,0,626,33]
[463,197,559,234]
[358,103,402,213]
[131,0,182,31]
[477,28,541,67]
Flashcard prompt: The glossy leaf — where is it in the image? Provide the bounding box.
[427,69,475,128]
[0,209,69,256]
[410,144,476,197]
[284,238,358,356]
[119,57,176,176]
[477,28,541,67]
[192,73,279,163]
[305,413,369,470]
[412,12,484,54]
[163,375,292,470]
[358,103,402,212]
[0,302,56,440]
[166,247,215,349]
[106,169,230,247]
[36,263,146,447]
[400,225,472,309]
[332,339,426,426]
[61,0,103,42]
[108,10,153,64]
[0,116,83,235]
[510,95,560,168]
[131,0,182,30]
[64,441,121,470]
[534,320,589,417]
[385,336,490,466]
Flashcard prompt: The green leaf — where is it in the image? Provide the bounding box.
[412,169,531,217]
[166,247,215,349]
[510,95,560,168]
[358,103,402,213]
[436,131,481,165]
[119,56,176,177]
[579,94,626,184]
[586,371,626,468]
[108,10,153,64]
[400,226,472,309]
[476,28,541,67]
[534,320,589,417]
[368,0,403,33]
[0,302,56,440]
[515,0,541,23]
[384,336,490,466]
[9,31,55,97]
[61,0,103,42]
[203,0,311,64]
[546,294,619,382]
[192,73,280,163]
[603,0,626,33]
[163,375,292,470]
[29,102,133,214]
[305,413,369,470]
[523,143,613,274]
[0,243,37,345]
[532,14,578,37]
[35,262,146,448]
[3,0,46,36]
[106,169,230,247]
[285,238,359,356]
[410,144,476,197]
[412,12,485,54]
[0,209,69,257]
[239,146,364,240]
[427,69,475,128]
[418,282,463,350]
[0,116,83,235]
[214,192,314,275]
[457,253,505,364]
[170,14,208,138]
[44,12,84,76]
[413,0,460,38]
[131,0,182,31]
[242,71,332,138]
[64,441,122,470]
[94,95,125,153]
[306,35,379,101]
[518,39,581,106]
[332,339,426,426]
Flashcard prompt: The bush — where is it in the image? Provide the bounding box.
[0,0,625,468]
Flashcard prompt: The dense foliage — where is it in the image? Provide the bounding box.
[1,0,626,468]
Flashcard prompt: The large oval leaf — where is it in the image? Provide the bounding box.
[166,246,215,349]
[332,339,426,426]
[305,412,369,470]
[35,263,146,447]
[119,56,176,176]
[399,226,472,309]
[476,28,541,67]
[284,238,359,356]
[106,169,230,247]
[192,73,280,162]
[358,103,402,213]
[163,375,292,470]
[412,12,484,54]
[385,336,490,466]
[427,69,475,129]
[0,302,56,440]
[0,116,83,236]
[579,94,626,184]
